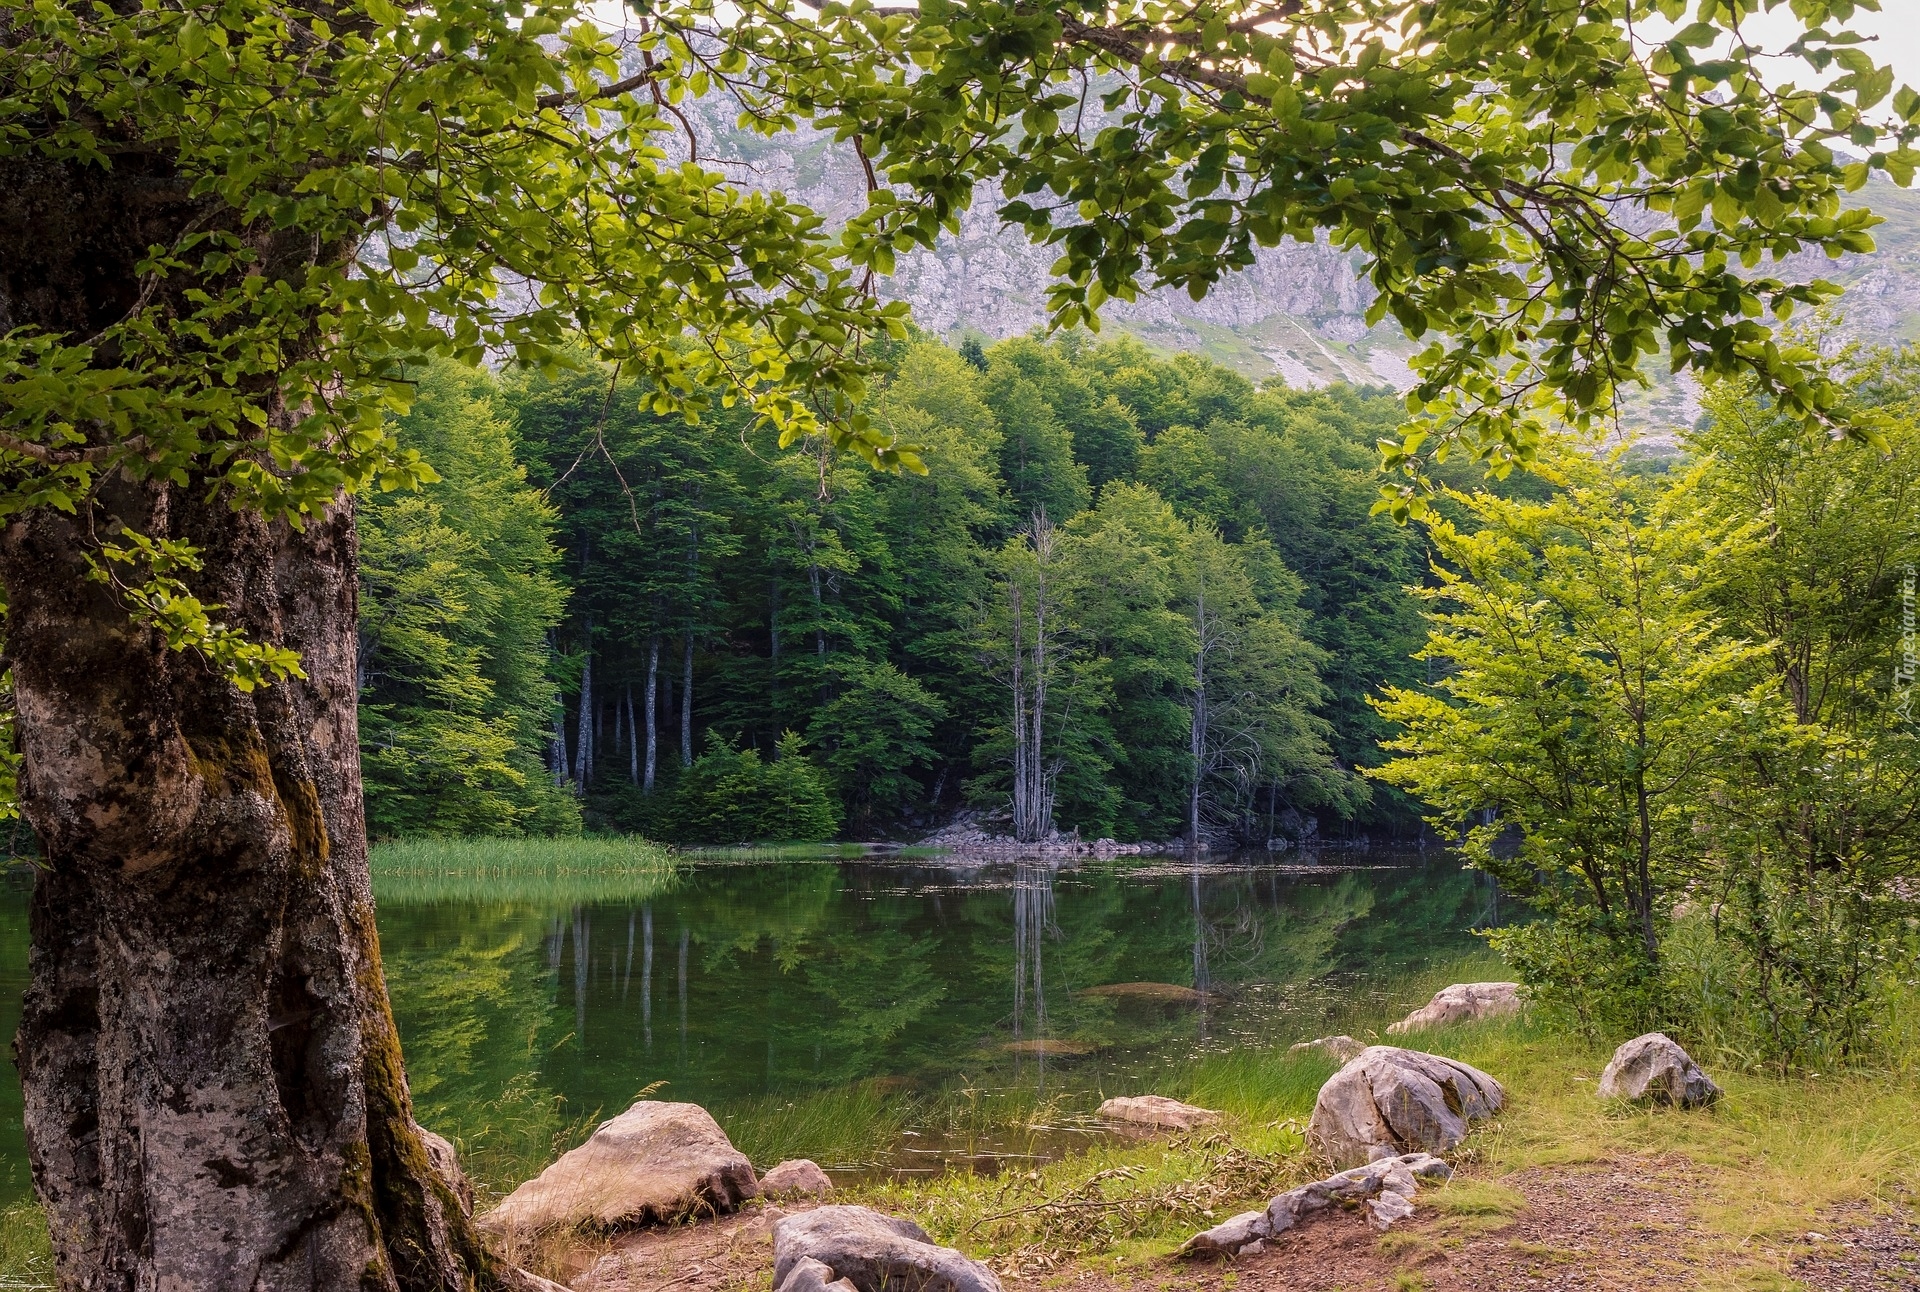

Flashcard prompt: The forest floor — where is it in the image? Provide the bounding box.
[547,1018,1920,1292]
[558,1159,1920,1292]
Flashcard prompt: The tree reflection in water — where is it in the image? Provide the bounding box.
[4,852,1510,1205]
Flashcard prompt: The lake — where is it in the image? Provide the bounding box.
[0,848,1499,1210]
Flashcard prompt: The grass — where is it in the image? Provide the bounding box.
[0,1201,50,1292]
[833,969,1920,1285]
[5,944,1917,1289]
[368,835,676,905]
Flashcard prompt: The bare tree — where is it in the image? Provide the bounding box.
[1004,512,1064,844]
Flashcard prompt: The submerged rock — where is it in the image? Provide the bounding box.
[480,1100,758,1235]
[417,1126,474,1218]
[1181,1152,1453,1255]
[773,1205,1001,1292]
[1288,1035,1367,1063]
[1096,1095,1222,1131]
[1076,982,1207,1005]
[1599,1033,1721,1108]
[1308,1046,1504,1167]
[1000,1037,1097,1056]
[1386,983,1522,1034]
[760,1159,834,1199]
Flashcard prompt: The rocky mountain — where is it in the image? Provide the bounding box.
[690,102,1920,421]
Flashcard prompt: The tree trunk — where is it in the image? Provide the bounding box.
[644,634,659,792]
[679,631,693,769]
[574,624,594,790]
[0,152,525,1292]
[4,492,521,1291]
[626,685,638,786]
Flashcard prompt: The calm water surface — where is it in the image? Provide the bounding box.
[0,850,1498,1207]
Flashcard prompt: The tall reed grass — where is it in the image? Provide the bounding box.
[369,836,676,905]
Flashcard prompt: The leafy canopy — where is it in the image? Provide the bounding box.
[670,0,1917,509]
[0,0,913,678]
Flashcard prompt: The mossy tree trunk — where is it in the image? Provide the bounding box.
[1,151,520,1292]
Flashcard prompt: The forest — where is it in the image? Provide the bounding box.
[358,332,1463,846]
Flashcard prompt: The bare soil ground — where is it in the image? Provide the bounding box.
[556,1158,1920,1292]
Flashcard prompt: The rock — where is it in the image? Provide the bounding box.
[1288,1035,1367,1063]
[1076,982,1207,1005]
[775,1256,860,1292]
[511,1272,573,1292]
[773,1205,1001,1292]
[1180,1152,1452,1255]
[1096,1095,1222,1131]
[1598,1033,1721,1108]
[480,1100,758,1235]
[999,1038,1096,1056]
[1386,983,1522,1034]
[1307,1046,1504,1167]
[760,1159,834,1199]
[417,1126,474,1218]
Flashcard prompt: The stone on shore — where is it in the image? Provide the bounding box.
[1180,1152,1453,1255]
[1308,1046,1504,1167]
[1288,1035,1367,1063]
[773,1206,1001,1292]
[760,1159,834,1199]
[1096,1094,1222,1131]
[775,1257,859,1292]
[1598,1033,1721,1108]
[417,1126,474,1218]
[1386,983,1522,1034]
[480,1100,758,1235]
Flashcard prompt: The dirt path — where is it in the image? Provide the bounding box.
[556,1158,1919,1292]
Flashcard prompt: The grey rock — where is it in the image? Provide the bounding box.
[772,1205,1001,1292]
[1387,983,1522,1034]
[1308,1046,1504,1167]
[760,1158,835,1199]
[417,1126,473,1218]
[1598,1033,1721,1108]
[480,1100,758,1235]
[1289,1035,1367,1063]
[775,1256,860,1292]
[1180,1152,1452,1255]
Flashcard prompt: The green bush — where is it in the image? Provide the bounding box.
[594,731,840,844]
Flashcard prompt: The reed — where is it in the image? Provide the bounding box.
[369,836,676,906]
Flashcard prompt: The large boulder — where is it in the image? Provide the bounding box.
[1598,1033,1721,1108]
[1386,983,1522,1034]
[772,1206,1001,1292]
[1308,1046,1504,1167]
[1181,1152,1453,1255]
[1095,1095,1221,1131]
[480,1100,758,1235]
[760,1158,835,1199]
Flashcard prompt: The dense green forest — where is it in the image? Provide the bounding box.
[357,333,1449,844]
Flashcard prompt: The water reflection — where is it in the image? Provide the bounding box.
[0,851,1498,1207]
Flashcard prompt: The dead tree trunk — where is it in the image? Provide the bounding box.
[0,143,528,1292]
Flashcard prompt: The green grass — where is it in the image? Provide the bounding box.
[0,1199,51,1291]
[369,835,676,905]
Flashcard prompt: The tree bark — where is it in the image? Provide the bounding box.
[679,631,693,769]
[0,143,524,1292]
[644,634,659,792]
[574,623,594,789]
